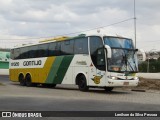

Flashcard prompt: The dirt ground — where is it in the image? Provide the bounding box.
[121,78,160,92]
[136,78,160,90]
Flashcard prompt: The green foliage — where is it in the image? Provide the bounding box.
[138,58,160,73]
[138,61,147,72]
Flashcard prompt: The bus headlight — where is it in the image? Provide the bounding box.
[111,77,116,80]
[134,77,139,80]
[108,76,117,80]
[111,76,117,80]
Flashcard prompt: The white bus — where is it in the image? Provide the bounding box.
[9,34,145,91]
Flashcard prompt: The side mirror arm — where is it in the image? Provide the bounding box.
[105,45,112,58]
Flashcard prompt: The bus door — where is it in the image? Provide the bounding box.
[89,36,106,86]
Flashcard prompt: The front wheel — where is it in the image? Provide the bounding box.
[104,87,114,92]
[78,75,89,92]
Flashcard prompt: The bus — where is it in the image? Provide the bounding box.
[9,33,145,91]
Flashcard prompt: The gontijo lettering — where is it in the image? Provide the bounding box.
[23,60,42,66]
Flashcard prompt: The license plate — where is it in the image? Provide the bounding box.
[123,82,129,85]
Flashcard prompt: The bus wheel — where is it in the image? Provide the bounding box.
[25,74,33,87]
[104,87,114,92]
[19,74,26,86]
[78,75,89,92]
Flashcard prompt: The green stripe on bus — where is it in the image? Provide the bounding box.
[53,55,74,84]
[45,56,64,84]
[45,55,74,84]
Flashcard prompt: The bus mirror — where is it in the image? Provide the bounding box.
[137,49,146,61]
[105,45,112,58]
[135,49,138,52]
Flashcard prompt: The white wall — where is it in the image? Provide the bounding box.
[0,69,9,75]
[137,73,160,79]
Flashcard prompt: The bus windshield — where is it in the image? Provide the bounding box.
[104,37,138,72]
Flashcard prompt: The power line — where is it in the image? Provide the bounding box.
[0,17,134,41]
[138,40,160,43]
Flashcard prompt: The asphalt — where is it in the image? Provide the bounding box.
[0,75,160,119]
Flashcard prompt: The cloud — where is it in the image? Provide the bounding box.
[0,0,159,51]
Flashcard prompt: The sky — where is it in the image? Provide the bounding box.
[0,0,160,52]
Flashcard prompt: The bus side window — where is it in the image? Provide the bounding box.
[55,42,61,56]
[28,45,38,58]
[10,49,14,60]
[90,36,106,71]
[14,48,20,59]
[97,48,105,70]
[74,38,88,54]
[61,40,74,55]
[49,42,56,56]
[20,47,29,59]
[38,44,49,57]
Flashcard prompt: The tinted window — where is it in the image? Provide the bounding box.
[49,42,56,56]
[38,44,48,57]
[48,42,61,56]
[55,42,61,56]
[61,40,74,55]
[74,37,88,54]
[97,48,105,70]
[90,36,105,71]
[14,48,20,59]
[20,47,29,59]
[10,49,14,59]
[28,45,38,58]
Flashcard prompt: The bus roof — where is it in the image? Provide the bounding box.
[12,33,130,49]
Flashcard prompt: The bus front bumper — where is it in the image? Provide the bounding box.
[107,79,139,87]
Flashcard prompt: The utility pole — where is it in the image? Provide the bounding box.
[134,0,137,49]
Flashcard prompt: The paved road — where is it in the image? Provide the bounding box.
[0,75,160,119]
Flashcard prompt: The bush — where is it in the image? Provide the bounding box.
[138,59,160,73]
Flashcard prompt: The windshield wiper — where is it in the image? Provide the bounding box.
[122,53,134,72]
[127,59,134,71]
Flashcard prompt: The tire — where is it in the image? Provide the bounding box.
[25,74,33,87]
[78,75,89,92]
[104,87,114,92]
[19,74,26,86]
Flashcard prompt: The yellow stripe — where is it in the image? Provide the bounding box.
[10,57,56,83]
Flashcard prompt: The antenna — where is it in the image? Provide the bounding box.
[134,0,137,49]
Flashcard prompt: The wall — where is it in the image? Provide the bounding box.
[137,73,160,79]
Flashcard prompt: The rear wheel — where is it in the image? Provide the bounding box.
[78,75,89,92]
[19,74,26,86]
[104,87,114,92]
[25,74,33,87]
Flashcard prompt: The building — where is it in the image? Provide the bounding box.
[0,48,10,75]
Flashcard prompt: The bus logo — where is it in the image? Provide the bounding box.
[92,75,103,84]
